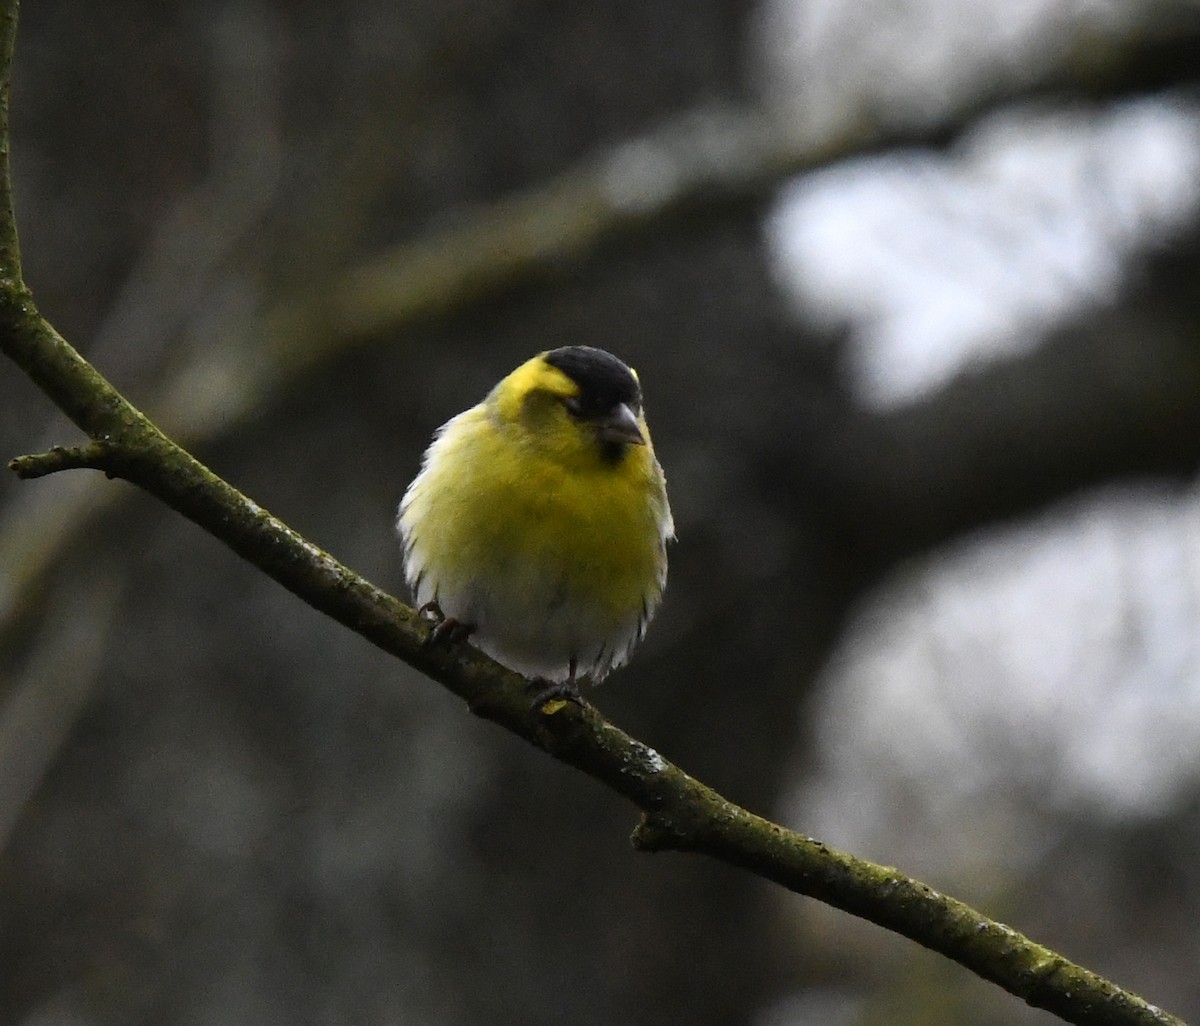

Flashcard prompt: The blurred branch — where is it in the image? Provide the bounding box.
[260,103,828,369]
[785,230,1200,573]
[0,568,122,851]
[265,23,1200,366]
[0,11,1188,1025]
[0,2,282,630]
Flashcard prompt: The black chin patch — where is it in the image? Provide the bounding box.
[543,346,641,418]
[598,439,626,466]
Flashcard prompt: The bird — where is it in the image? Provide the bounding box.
[397,346,673,693]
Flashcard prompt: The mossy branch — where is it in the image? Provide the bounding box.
[0,5,1186,1026]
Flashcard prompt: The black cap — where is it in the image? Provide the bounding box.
[543,346,641,418]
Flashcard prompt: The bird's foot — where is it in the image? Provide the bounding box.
[529,659,585,713]
[417,600,443,620]
[529,678,584,713]
[418,602,475,646]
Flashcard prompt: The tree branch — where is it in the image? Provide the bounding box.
[8,441,113,479]
[0,320,1189,1026]
[0,0,17,285]
[0,310,1189,1026]
[0,6,1187,1026]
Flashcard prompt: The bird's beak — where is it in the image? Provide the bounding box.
[596,402,645,446]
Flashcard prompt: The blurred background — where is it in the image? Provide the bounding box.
[2,0,1200,1023]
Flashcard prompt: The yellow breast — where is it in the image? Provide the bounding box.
[399,400,671,680]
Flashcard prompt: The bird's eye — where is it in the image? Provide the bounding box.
[563,396,583,418]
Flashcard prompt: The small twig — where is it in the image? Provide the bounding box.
[8,441,113,480]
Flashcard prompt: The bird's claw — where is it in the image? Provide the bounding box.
[529,677,584,713]
[418,601,475,647]
[417,600,444,622]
